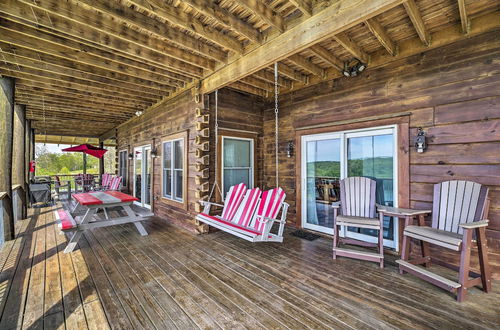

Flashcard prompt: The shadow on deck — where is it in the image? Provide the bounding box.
[0,204,499,329]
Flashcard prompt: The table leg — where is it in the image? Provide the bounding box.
[64,208,96,253]
[122,205,148,236]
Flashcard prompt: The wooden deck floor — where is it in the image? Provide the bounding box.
[0,205,499,330]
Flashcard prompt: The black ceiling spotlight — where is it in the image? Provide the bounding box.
[342,58,367,77]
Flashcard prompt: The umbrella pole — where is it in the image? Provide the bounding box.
[83,153,87,174]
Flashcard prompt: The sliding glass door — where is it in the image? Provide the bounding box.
[133,145,152,209]
[301,126,398,248]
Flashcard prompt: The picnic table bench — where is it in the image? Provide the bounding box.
[55,190,151,253]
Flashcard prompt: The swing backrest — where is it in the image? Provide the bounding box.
[232,187,262,227]
[252,187,286,233]
[221,183,247,221]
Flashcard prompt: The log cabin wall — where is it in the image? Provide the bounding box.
[116,88,262,234]
[262,30,500,278]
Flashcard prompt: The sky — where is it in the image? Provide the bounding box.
[39,143,71,154]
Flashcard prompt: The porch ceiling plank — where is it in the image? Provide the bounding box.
[35,135,116,146]
[76,0,227,63]
[288,54,325,77]
[333,32,369,63]
[28,112,126,125]
[0,67,157,104]
[309,45,344,70]
[231,0,285,32]
[239,76,273,91]
[288,0,313,17]
[16,86,142,109]
[0,43,182,90]
[19,100,134,119]
[252,70,292,89]
[181,0,262,44]
[229,81,269,98]
[0,20,195,83]
[0,62,163,101]
[458,0,470,34]
[200,0,403,93]
[403,0,431,46]
[365,18,397,56]
[1,0,213,73]
[16,81,147,108]
[0,50,174,95]
[127,0,244,54]
[276,63,309,84]
[98,128,117,142]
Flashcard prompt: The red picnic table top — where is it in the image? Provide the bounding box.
[72,191,138,206]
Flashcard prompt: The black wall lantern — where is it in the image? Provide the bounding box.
[286,141,294,158]
[415,127,427,153]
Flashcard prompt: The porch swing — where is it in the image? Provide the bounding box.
[196,63,289,243]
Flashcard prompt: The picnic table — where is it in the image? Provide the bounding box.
[55,190,150,253]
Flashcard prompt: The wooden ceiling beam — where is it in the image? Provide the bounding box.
[229,81,268,98]
[2,0,213,72]
[232,0,285,32]
[27,109,127,124]
[0,50,173,96]
[200,0,402,93]
[288,54,325,77]
[239,76,272,92]
[289,0,313,17]
[0,67,156,104]
[16,81,147,107]
[275,63,308,84]
[0,20,195,83]
[76,0,227,63]
[458,0,470,34]
[309,45,343,70]
[17,99,134,118]
[333,32,369,63]
[181,0,262,44]
[127,0,244,54]
[365,18,397,56]
[403,0,431,46]
[252,70,292,89]
[35,135,116,147]
[98,128,117,142]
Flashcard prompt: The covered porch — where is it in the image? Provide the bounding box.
[0,204,499,329]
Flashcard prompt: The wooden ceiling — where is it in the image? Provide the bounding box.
[0,0,498,138]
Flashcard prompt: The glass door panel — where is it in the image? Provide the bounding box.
[345,131,396,246]
[302,136,341,234]
[133,145,151,209]
[134,148,142,201]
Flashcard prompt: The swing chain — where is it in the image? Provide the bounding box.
[208,89,223,202]
[274,62,279,188]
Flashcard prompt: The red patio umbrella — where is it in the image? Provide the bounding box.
[62,144,108,158]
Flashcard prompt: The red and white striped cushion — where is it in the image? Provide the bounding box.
[232,188,261,227]
[109,176,122,190]
[221,183,247,221]
[252,187,286,233]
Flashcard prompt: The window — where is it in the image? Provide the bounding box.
[222,136,254,196]
[118,150,128,187]
[162,134,186,203]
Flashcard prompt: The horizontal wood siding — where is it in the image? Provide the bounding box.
[261,30,500,277]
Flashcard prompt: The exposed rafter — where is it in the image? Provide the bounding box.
[309,45,343,70]
[127,0,244,54]
[289,0,313,17]
[232,0,285,32]
[181,0,262,44]
[334,32,369,63]
[403,0,431,46]
[288,54,325,77]
[458,0,470,34]
[365,18,397,56]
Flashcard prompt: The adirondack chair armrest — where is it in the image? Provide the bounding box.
[200,201,224,208]
[459,220,489,229]
[331,202,341,208]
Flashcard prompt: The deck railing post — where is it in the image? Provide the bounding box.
[0,77,15,241]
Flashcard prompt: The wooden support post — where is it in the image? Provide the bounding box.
[99,141,104,181]
[30,128,35,180]
[13,104,27,219]
[0,76,15,241]
[25,120,31,209]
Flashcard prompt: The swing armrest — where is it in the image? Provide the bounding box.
[256,216,286,224]
[459,220,489,229]
[200,201,224,208]
[331,202,341,208]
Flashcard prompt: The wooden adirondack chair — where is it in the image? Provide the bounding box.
[54,175,71,200]
[332,177,385,267]
[397,180,491,302]
[196,184,289,242]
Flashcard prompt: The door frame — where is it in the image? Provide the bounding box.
[133,144,152,209]
[299,124,401,249]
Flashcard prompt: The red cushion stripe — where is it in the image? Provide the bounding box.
[72,193,103,205]
[236,188,261,227]
[254,188,286,232]
[221,183,246,221]
[104,191,138,202]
